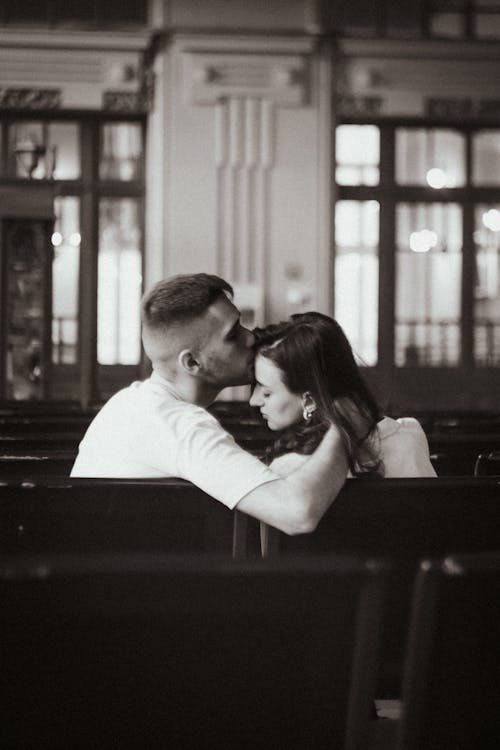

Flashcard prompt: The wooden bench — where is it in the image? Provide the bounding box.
[0,433,83,452]
[428,432,500,475]
[0,414,93,434]
[0,451,76,478]
[396,551,500,750]
[474,449,500,476]
[0,400,97,418]
[0,553,389,750]
[0,477,255,558]
[260,476,500,695]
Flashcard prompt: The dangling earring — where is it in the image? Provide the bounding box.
[302,392,316,422]
[303,404,315,421]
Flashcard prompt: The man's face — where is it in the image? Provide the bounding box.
[196,294,255,387]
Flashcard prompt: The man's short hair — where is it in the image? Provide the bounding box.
[141,273,233,330]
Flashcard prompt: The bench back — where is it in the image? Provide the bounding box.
[0,433,82,451]
[428,433,500,474]
[0,477,240,556]
[0,452,75,478]
[397,551,500,750]
[0,554,388,750]
[261,476,500,693]
[474,449,500,475]
[263,476,500,559]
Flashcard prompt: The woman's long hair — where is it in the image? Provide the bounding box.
[253,312,384,477]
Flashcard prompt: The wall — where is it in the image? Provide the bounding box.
[155,28,332,324]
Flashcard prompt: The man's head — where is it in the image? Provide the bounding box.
[141,274,255,395]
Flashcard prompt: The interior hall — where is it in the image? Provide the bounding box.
[1,2,499,749]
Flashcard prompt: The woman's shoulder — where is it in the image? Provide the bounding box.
[377,416,425,438]
[376,416,436,477]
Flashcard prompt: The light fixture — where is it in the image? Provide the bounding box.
[14,138,46,178]
[426,168,447,189]
[482,209,500,232]
[410,229,438,253]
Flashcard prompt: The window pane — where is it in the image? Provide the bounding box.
[334,200,379,365]
[8,121,80,179]
[98,199,142,365]
[395,203,462,367]
[474,204,500,365]
[49,122,81,179]
[100,123,143,181]
[4,219,49,400]
[396,128,466,187]
[472,130,500,185]
[52,197,80,365]
[335,125,379,186]
[475,13,500,37]
[430,12,465,36]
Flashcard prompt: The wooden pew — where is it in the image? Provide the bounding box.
[0,414,93,434]
[0,477,252,558]
[396,551,500,750]
[428,432,500,475]
[0,451,75,478]
[0,433,83,452]
[474,449,500,476]
[6,400,500,476]
[259,476,500,694]
[0,553,389,750]
[0,400,97,418]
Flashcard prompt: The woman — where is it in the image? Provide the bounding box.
[250,312,436,478]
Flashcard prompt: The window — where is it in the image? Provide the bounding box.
[0,113,145,403]
[395,202,462,367]
[334,123,500,387]
[98,198,142,366]
[427,0,500,40]
[474,203,500,365]
[334,199,379,365]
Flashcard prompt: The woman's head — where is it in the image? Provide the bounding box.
[250,312,382,474]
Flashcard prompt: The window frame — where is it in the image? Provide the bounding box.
[334,116,500,411]
[0,108,147,406]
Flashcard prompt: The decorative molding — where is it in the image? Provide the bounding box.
[214,96,273,304]
[102,89,151,113]
[183,51,309,107]
[0,87,61,109]
[336,95,382,117]
[427,97,500,120]
[175,33,316,55]
[0,28,151,52]
[339,37,500,61]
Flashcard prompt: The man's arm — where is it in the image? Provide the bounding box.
[236,426,348,535]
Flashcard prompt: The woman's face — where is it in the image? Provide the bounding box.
[249,354,303,431]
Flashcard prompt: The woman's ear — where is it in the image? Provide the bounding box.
[178,349,200,374]
[301,391,317,421]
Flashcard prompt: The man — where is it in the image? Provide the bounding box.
[71,273,347,534]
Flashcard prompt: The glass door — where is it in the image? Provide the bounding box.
[1,217,53,399]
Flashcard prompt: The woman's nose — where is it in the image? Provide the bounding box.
[249,389,261,407]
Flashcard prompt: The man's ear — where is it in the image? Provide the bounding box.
[178,349,200,374]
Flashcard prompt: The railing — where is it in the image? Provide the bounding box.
[474,320,500,366]
[395,321,460,366]
[396,320,500,367]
